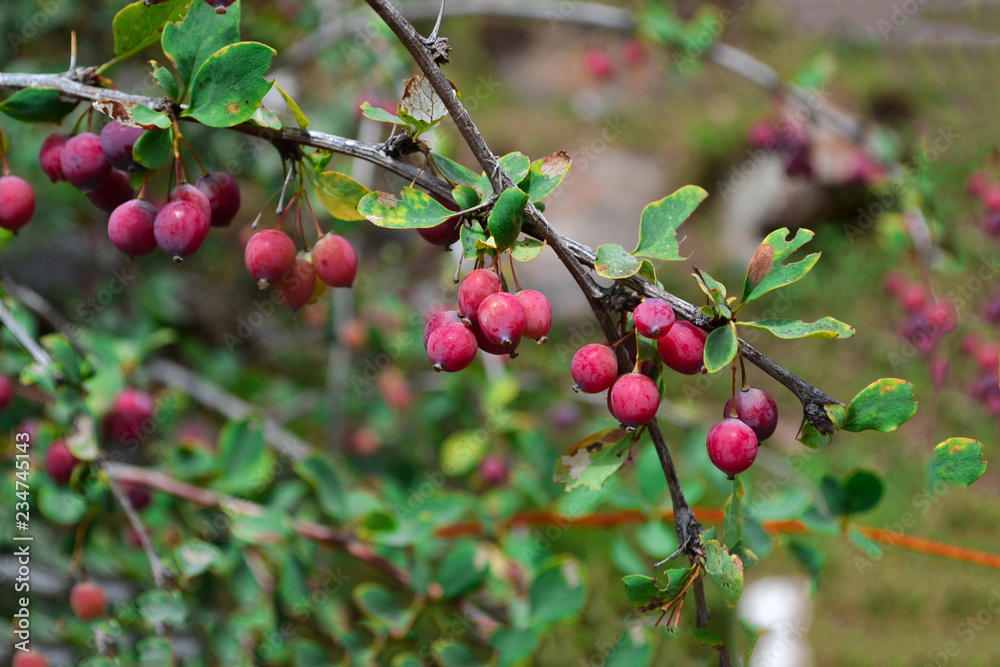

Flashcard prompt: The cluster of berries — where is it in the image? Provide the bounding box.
[967,170,1000,237]
[960,333,1000,415]
[570,298,778,478]
[883,272,957,367]
[746,115,814,178]
[422,268,552,372]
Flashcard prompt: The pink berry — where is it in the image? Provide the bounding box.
[657,321,707,375]
[479,455,508,486]
[12,651,48,667]
[477,292,527,347]
[44,440,80,485]
[424,310,466,349]
[608,373,661,428]
[622,39,647,65]
[706,418,758,479]
[100,121,145,171]
[204,0,236,13]
[983,185,1000,212]
[584,48,615,79]
[747,120,777,150]
[108,199,158,257]
[87,169,135,213]
[311,234,358,287]
[195,171,241,227]
[170,183,212,226]
[0,374,15,409]
[967,171,989,197]
[471,319,519,358]
[458,269,502,322]
[275,256,316,312]
[724,388,778,442]
[516,290,552,343]
[0,175,35,231]
[977,344,999,372]
[899,284,927,313]
[154,200,209,262]
[882,271,905,296]
[571,343,618,394]
[633,299,676,339]
[61,132,111,191]
[427,322,478,372]
[419,199,463,246]
[245,230,297,286]
[39,133,69,182]
[70,581,107,619]
[106,388,155,443]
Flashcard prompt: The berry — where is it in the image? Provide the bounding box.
[967,171,989,197]
[245,230,296,286]
[458,269,501,322]
[882,271,905,296]
[477,292,527,347]
[275,256,317,312]
[471,319,519,357]
[311,234,358,287]
[633,299,676,339]
[423,310,466,349]
[584,48,615,79]
[427,322,478,372]
[204,0,236,13]
[106,388,155,443]
[12,651,48,667]
[608,373,661,428]
[348,427,381,456]
[479,455,508,486]
[125,482,151,511]
[747,120,777,150]
[99,121,145,171]
[657,321,707,375]
[170,183,212,226]
[377,368,413,410]
[39,133,69,181]
[195,171,241,227]
[0,175,36,231]
[571,343,618,394]
[898,284,927,313]
[976,344,999,372]
[87,169,135,213]
[61,132,111,191]
[108,199,158,257]
[724,388,778,441]
[44,440,79,485]
[70,581,108,620]
[516,290,552,343]
[984,185,1000,213]
[154,200,209,262]
[622,39,647,65]
[0,374,16,410]
[339,319,369,349]
[983,211,1000,237]
[418,209,463,246]
[706,418,758,479]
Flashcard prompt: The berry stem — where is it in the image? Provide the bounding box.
[276,160,297,214]
[508,252,522,291]
[452,251,464,284]
[0,126,9,176]
[734,322,749,391]
[295,194,309,252]
[303,189,324,238]
[179,134,208,176]
[277,192,299,232]
[729,362,738,419]
[137,168,153,200]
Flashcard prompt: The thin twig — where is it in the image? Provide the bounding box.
[0,292,55,368]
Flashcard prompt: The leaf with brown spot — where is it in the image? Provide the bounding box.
[746,243,774,289]
[738,227,820,307]
[553,427,631,491]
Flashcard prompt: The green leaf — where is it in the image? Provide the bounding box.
[605,628,653,667]
[183,42,275,127]
[133,128,173,169]
[0,89,78,124]
[37,485,87,525]
[526,151,571,203]
[360,101,407,126]
[353,583,410,631]
[136,637,175,667]
[510,238,545,262]
[213,417,273,495]
[637,259,657,285]
[529,557,586,625]
[724,476,744,549]
[112,0,192,65]
[731,540,759,569]
[42,334,82,385]
[739,619,765,663]
[739,228,820,307]
[478,153,531,197]
[691,627,725,648]
[227,509,288,544]
[129,103,172,129]
[487,187,529,252]
[248,104,283,130]
[703,539,743,607]
[460,225,488,260]
[432,152,480,186]
[150,60,180,101]
[391,653,423,667]
[294,454,346,521]
[311,171,371,221]
[440,430,489,477]
[820,475,846,516]
[491,627,539,667]
[175,539,223,578]
[274,80,309,129]
[836,378,918,433]
[436,543,487,599]
[432,642,480,667]
[703,325,737,374]
[843,470,884,515]
[138,590,187,626]
[928,438,987,490]
[693,268,731,319]
[278,551,311,616]
[632,185,707,261]
[622,567,696,610]
[162,0,240,92]
[553,427,632,492]
[737,316,854,339]
[452,184,481,209]
[788,540,824,592]
[595,244,642,279]
[798,422,832,449]
[357,187,455,228]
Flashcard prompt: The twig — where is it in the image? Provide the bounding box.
[0,292,55,368]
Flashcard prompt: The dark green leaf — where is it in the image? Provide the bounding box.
[278,551,311,616]
[834,378,918,433]
[632,185,707,261]
[183,42,275,127]
[138,590,187,625]
[843,470,884,515]
[136,636,175,667]
[436,543,487,599]
[452,184,481,209]
[213,417,272,495]
[431,152,480,186]
[311,171,371,221]
[162,0,240,92]
[820,475,846,516]
[360,101,407,126]
[42,334,82,385]
[133,128,173,169]
[731,540,759,569]
[526,151,571,203]
[637,259,657,284]
[703,539,743,607]
[487,187,529,252]
[112,0,192,64]
[432,642,479,667]
[0,89,78,124]
[150,60,180,101]
[294,454,346,521]
[553,427,631,492]
[691,627,725,648]
[595,244,642,279]
[703,325,737,374]
[353,583,410,631]
[739,228,820,307]
[37,485,87,525]
[460,225,488,260]
[928,438,987,490]
[479,153,531,197]
[737,317,855,339]
[605,629,653,667]
[724,476,744,549]
[491,628,539,667]
[529,557,586,625]
[798,422,832,449]
[358,187,455,228]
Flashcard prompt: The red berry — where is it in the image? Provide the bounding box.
[39,133,69,182]
[204,0,236,13]
[724,388,778,441]
[657,321,706,375]
[622,39,647,65]
[170,183,212,226]
[87,169,135,213]
[0,175,36,231]
[479,455,508,486]
[12,651,48,667]
[154,200,209,262]
[633,299,676,339]
[967,171,989,197]
[311,234,358,287]
[61,132,112,191]
[0,374,15,409]
[477,292,527,347]
[70,581,107,620]
[106,388,155,443]
[471,319,519,357]
[418,202,463,246]
[898,284,927,313]
[108,199,158,257]
[584,48,615,79]
[44,440,80,485]
[747,120,777,150]
[427,322,478,372]
[195,171,241,227]
[124,482,151,511]
[882,271,905,296]
[983,185,1000,212]
[706,418,758,479]
[349,427,381,456]
[458,269,501,322]
[275,256,317,313]
[571,343,618,394]
[516,290,552,343]
[245,230,297,286]
[100,121,145,171]
[976,343,999,372]
[608,373,661,428]
[424,310,466,349]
